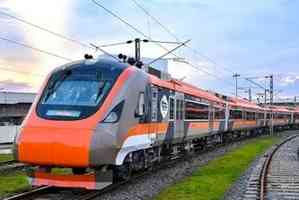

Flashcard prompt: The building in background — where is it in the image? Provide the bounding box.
[0,91,36,125]
[0,92,36,144]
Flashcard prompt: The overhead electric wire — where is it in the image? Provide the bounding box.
[0,10,91,49]
[185,46,235,74]
[98,41,132,47]
[91,0,188,59]
[144,40,182,44]
[91,0,235,87]
[89,43,120,61]
[130,0,180,42]
[0,36,73,61]
[244,78,266,90]
[92,0,150,39]
[130,0,235,75]
[0,10,120,61]
[183,60,235,86]
[146,39,191,65]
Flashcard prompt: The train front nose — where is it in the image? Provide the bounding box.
[16,126,93,167]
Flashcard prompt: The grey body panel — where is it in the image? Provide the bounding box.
[89,69,149,166]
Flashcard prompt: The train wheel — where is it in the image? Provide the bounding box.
[113,163,132,183]
[72,168,86,175]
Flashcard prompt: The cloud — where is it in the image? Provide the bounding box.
[0,0,298,98]
[279,75,299,86]
[0,79,34,92]
[1,0,77,72]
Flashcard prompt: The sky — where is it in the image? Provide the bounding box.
[0,0,298,102]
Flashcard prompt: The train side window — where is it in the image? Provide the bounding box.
[215,107,225,120]
[246,112,255,120]
[230,110,242,119]
[185,100,209,120]
[266,113,271,119]
[278,113,287,119]
[176,100,180,120]
[176,100,184,120]
[169,97,174,120]
[180,100,184,120]
[257,112,264,119]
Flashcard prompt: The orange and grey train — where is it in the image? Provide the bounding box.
[13,58,299,189]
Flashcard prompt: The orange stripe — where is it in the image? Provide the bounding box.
[189,122,209,129]
[233,120,257,128]
[127,122,168,137]
[213,121,220,129]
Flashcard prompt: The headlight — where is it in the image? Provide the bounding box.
[103,101,124,123]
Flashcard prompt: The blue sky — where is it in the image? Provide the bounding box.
[0,0,298,101]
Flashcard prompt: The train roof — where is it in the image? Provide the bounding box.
[149,74,226,105]
[54,58,129,73]
[268,105,293,113]
[228,97,263,111]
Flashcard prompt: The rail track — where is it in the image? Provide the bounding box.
[4,130,267,200]
[0,160,27,173]
[0,160,15,167]
[243,134,299,200]
[4,131,296,200]
[259,134,299,200]
[3,185,108,200]
[3,168,156,200]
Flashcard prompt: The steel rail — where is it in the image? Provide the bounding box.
[4,186,54,200]
[0,160,15,166]
[4,131,287,200]
[259,134,299,200]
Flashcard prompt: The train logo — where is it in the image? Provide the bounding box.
[160,95,169,119]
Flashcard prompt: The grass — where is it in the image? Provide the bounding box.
[0,167,73,197]
[0,171,30,197]
[156,136,279,200]
[0,154,13,162]
[52,167,73,175]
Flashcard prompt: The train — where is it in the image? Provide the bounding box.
[13,56,299,190]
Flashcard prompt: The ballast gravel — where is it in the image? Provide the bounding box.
[222,130,298,200]
[95,136,273,200]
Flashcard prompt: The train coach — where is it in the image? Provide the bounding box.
[13,57,299,189]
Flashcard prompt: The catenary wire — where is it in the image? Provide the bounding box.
[130,0,235,75]
[91,0,235,87]
[0,10,120,61]
[0,36,73,61]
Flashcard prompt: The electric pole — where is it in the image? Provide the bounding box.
[233,73,240,97]
[265,75,274,135]
[248,88,252,102]
[264,89,267,105]
[269,75,273,104]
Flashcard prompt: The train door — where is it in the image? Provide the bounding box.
[149,86,158,143]
[175,92,184,139]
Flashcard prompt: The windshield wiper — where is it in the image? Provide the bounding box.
[94,81,110,103]
[94,82,105,103]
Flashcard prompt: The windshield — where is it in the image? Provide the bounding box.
[37,60,126,120]
[41,74,112,106]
